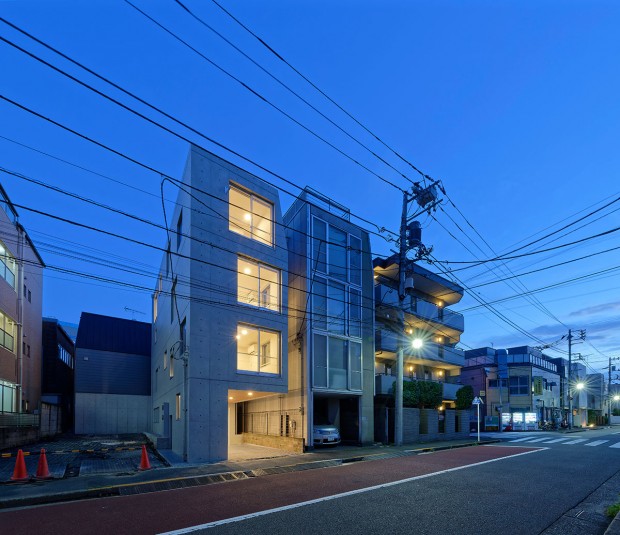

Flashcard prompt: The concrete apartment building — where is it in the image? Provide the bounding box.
[284,188,375,447]
[151,146,289,463]
[373,255,466,442]
[0,184,44,431]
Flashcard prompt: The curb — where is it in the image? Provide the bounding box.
[606,512,620,535]
[0,440,498,510]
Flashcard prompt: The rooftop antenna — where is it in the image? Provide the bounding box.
[124,306,145,321]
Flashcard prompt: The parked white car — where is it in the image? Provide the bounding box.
[313,424,341,446]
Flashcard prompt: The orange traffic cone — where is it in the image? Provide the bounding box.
[10,449,29,482]
[138,445,152,471]
[35,449,52,479]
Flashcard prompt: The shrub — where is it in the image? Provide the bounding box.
[455,385,475,410]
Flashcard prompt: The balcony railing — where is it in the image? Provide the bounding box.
[375,331,465,366]
[375,375,463,400]
[375,285,464,332]
[0,412,39,428]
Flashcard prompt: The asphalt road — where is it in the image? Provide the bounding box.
[1,429,619,535]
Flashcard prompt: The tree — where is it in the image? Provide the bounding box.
[455,385,475,410]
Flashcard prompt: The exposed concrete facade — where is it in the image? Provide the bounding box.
[151,146,289,463]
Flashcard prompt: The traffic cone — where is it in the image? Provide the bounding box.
[138,445,152,471]
[10,449,29,482]
[35,449,52,479]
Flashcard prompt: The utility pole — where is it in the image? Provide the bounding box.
[394,181,440,446]
[608,357,620,424]
[567,329,586,429]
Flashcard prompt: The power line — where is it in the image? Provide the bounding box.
[120,2,407,193]
[0,19,398,239]
[208,0,433,185]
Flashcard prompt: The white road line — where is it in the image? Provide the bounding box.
[541,438,571,443]
[157,448,546,535]
[563,438,588,445]
[522,437,551,443]
[584,440,609,447]
[609,442,620,448]
[509,437,535,442]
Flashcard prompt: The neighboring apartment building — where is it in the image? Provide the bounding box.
[151,146,289,463]
[284,188,375,447]
[373,255,465,441]
[462,346,562,430]
[74,312,151,434]
[41,318,75,433]
[0,184,44,422]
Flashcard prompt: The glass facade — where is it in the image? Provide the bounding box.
[310,216,363,392]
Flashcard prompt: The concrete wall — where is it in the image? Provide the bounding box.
[151,147,289,463]
[74,393,150,434]
[242,432,304,453]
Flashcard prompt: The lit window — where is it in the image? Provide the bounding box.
[0,241,16,289]
[176,393,181,420]
[229,185,273,245]
[0,309,16,352]
[236,325,280,375]
[237,257,280,311]
[163,350,168,370]
[169,350,174,378]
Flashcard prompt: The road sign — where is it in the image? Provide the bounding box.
[473,397,483,405]
[480,390,486,397]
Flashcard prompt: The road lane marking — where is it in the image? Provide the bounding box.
[609,443,620,448]
[562,439,588,444]
[157,448,546,535]
[584,440,609,447]
[541,438,572,443]
[509,437,534,442]
[522,437,551,443]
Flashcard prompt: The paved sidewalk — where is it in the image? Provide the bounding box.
[0,437,493,509]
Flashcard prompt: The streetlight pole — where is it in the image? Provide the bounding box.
[394,182,440,446]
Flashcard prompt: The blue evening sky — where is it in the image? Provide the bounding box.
[1,1,619,374]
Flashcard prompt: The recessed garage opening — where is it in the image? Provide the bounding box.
[227,390,304,460]
[313,394,360,446]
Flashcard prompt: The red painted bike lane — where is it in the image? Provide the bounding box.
[0,445,542,535]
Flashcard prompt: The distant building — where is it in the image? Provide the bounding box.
[41,318,75,433]
[0,184,44,448]
[462,346,562,430]
[74,312,151,434]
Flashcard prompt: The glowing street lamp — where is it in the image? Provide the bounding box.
[412,338,423,349]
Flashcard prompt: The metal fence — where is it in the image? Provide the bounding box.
[0,412,39,428]
[241,409,303,439]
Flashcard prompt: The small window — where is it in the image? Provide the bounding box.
[180,318,187,353]
[153,406,160,423]
[27,290,31,303]
[176,210,183,250]
[163,350,168,370]
[171,278,177,323]
[27,344,30,357]
[23,284,26,298]
[176,393,181,420]
[170,350,175,378]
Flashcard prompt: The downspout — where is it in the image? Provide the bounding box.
[16,224,25,414]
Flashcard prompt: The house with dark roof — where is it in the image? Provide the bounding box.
[74,312,151,434]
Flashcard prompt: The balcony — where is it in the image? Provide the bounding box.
[375,329,465,368]
[375,284,464,334]
[375,375,463,401]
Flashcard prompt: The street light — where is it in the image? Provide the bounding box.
[412,338,423,349]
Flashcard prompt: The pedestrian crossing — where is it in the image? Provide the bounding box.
[509,436,620,448]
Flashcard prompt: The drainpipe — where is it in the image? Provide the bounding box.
[16,224,25,414]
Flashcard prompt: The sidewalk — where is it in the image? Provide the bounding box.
[0,437,495,510]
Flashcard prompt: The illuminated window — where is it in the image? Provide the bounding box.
[0,241,16,289]
[229,185,273,245]
[237,257,280,311]
[0,310,16,352]
[236,325,280,375]
[176,393,181,420]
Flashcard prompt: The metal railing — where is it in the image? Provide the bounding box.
[0,412,39,428]
[241,409,303,439]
